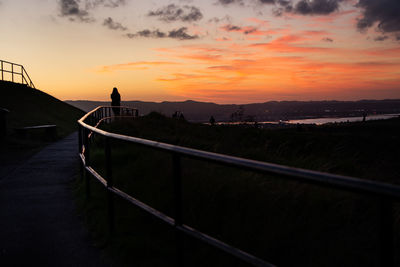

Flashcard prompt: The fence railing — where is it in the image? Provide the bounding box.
[0,59,35,88]
[78,106,399,267]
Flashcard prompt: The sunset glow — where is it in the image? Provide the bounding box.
[1,0,399,103]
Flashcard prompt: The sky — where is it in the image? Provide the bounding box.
[0,0,399,104]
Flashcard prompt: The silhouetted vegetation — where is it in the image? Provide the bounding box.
[76,112,400,266]
[67,99,400,122]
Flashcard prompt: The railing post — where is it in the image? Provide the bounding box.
[107,107,110,123]
[105,137,115,236]
[173,153,184,267]
[11,63,14,82]
[84,128,91,199]
[78,124,83,177]
[1,61,3,81]
[379,197,394,267]
[78,124,82,154]
[22,66,25,84]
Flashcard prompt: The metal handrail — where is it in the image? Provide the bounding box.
[0,59,35,88]
[78,106,398,267]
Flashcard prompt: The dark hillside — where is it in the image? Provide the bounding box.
[77,114,400,266]
[0,81,84,137]
[101,113,400,183]
[0,81,84,168]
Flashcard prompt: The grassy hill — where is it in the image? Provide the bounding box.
[76,113,400,267]
[0,81,84,165]
[0,81,84,136]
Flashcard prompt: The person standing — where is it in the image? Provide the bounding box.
[111,87,121,116]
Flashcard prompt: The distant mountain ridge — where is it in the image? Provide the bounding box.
[65,99,400,122]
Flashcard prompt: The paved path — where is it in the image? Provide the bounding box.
[0,132,109,266]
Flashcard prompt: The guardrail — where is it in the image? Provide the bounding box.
[0,59,35,88]
[78,106,399,267]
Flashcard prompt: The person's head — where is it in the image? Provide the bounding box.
[112,87,118,93]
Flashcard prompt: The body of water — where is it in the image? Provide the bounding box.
[286,114,400,125]
[214,114,400,126]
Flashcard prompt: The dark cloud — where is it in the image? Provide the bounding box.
[59,0,93,22]
[103,17,127,31]
[256,0,292,5]
[272,0,294,16]
[356,0,400,34]
[218,0,343,16]
[322,37,334,42]
[215,0,244,6]
[276,0,292,5]
[258,0,276,4]
[222,24,258,35]
[273,0,346,16]
[59,0,126,22]
[168,27,199,39]
[374,35,389,41]
[208,15,232,24]
[148,4,203,23]
[84,0,125,9]
[126,27,198,40]
[222,24,242,31]
[127,29,166,38]
[294,0,342,15]
[244,27,258,34]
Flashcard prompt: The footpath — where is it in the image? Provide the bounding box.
[0,132,109,266]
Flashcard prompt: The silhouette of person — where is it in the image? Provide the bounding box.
[111,87,121,116]
[209,116,215,125]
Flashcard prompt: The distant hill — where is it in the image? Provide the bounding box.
[1,81,84,137]
[66,99,400,122]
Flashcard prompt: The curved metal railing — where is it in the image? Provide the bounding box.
[78,106,399,267]
[0,59,35,88]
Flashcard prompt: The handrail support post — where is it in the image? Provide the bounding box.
[78,124,83,176]
[105,137,115,236]
[84,128,91,199]
[173,153,184,267]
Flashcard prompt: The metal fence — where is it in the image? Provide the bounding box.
[78,106,400,267]
[0,59,35,88]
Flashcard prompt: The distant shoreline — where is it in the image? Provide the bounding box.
[215,113,400,126]
[286,113,400,125]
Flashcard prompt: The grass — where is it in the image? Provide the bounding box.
[76,112,400,267]
[0,81,84,165]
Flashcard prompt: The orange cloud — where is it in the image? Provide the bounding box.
[152,39,400,102]
[96,61,180,73]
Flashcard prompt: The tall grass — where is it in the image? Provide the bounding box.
[76,113,400,266]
